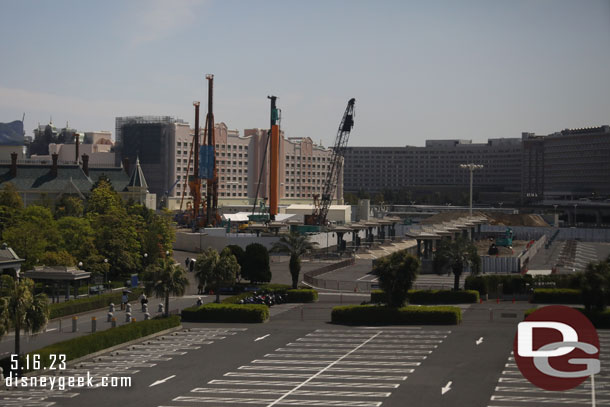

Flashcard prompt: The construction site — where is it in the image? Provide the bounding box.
[168,75,610,280]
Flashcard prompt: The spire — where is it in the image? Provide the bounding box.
[127,156,148,190]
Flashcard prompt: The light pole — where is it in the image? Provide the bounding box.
[104,258,108,290]
[553,204,558,227]
[459,163,484,216]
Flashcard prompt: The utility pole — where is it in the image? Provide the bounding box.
[459,163,484,216]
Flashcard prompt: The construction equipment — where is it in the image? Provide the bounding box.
[251,96,281,221]
[203,74,220,226]
[495,227,514,247]
[304,98,356,226]
[177,75,220,229]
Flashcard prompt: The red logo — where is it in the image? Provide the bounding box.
[513,305,600,391]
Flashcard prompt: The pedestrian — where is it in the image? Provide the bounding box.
[121,292,128,310]
[196,297,203,306]
[185,257,190,267]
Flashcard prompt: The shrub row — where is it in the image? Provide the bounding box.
[286,289,318,303]
[331,305,461,325]
[181,303,269,323]
[409,290,479,304]
[49,288,143,319]
[14,316,180,373]
[524,306,610,329]
[370,289,479,305]
[465,274,582,296]
[531,288,582,304]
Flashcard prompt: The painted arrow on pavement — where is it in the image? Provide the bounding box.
[441,381,452,395]
[150,375,175,387]
[476,337,484,345]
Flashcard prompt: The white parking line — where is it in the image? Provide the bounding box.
[207,380,401,389]
[191,388,392,398]
[224,372,408,381]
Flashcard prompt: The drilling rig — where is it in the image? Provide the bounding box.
[180,75,220,229]
[304,98,355,226]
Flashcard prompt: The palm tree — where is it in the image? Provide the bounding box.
[433,236,481,291]
[271,232,318,289]
[195,248,240,303]
[143,258,189,317]
[0,276,49,356]
[374,250,420,307]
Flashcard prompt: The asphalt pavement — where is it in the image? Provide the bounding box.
[2,295,606,407]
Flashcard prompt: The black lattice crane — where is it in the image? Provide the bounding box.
[305,98,355,226]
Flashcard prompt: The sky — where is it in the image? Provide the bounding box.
[0,0,609,147]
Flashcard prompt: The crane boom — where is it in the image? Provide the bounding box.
[307,98,355,226]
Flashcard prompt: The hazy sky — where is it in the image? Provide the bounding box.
[1,0,609,147]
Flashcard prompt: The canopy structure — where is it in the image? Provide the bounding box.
[22,266,91,302]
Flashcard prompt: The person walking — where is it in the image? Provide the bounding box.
[121,292,128,310]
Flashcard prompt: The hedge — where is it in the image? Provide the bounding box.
[181,303,269,323]
[331,305,461,325]
[286,289,318,303]
[11,316,180,373]
[465,274,583,297]
[49,288,144,319]
[523,307,610,329]
[531,288,582,304]
[371,289,478,305]
[409,289,479,304]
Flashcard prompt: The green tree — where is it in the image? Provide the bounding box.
[195,248,239,303]
[271,232,317,289]
[374,251,420,307]
[87,178,122,215]
[581,261,610,311]
[372,192,384,205]
[1,276,49,356]
[433,237,482,291]
[242,243,271,283]
[225,245,246,281]
[57,216,97,262]
[39,250,76,267]
[90,210,141,280]
[142,257,189,317]
[3,206,59,270]
[343,192,358,205]
[356,189,370,200]
[54,195,84,218]
[0,182,23,209]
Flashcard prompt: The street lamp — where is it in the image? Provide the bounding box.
[103,258,108,289]
[459,163,484,216]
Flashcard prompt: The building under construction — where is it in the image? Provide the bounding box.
[115,116,191,201]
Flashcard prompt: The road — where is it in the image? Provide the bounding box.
[1,295,607,407]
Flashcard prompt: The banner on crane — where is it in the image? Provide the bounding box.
[198,146,215,179]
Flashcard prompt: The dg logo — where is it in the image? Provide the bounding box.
[514,305,601,391]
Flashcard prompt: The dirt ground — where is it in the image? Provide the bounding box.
[474,238,529,257]
[422,210,549,227]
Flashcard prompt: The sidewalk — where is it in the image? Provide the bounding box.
[0,294,213,359]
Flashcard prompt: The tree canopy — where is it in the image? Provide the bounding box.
[374,250,420,307]
[242,243,271,283]
[433,237,481,290]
